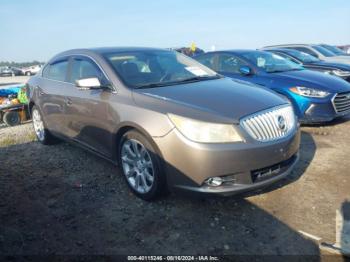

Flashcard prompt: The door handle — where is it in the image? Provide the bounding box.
[36,86,45,96]
[65,98,72,106]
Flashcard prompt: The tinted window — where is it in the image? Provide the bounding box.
[320,44,346,55]
[241,51,303,73]
[217,54,248,74]
[288,47,318,57]
[312,45,336,57]
[42,64,50,78]
[103,50,217,88]
[283,49,320,63]
[47,60,68,81]
[70,58,105,84]
[195,54,216,69]
[272,52,297,63]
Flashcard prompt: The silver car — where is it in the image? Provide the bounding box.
[264,44,350,65]
[27,47,300,200]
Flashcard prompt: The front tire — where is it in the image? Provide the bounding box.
[119,130,166,200]
[31,106,59,145]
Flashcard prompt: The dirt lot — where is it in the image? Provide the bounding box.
[0,117,349,260]
[0,74,349,259]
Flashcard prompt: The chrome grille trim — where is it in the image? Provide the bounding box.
[240,105,296,142]
[333,92,350,113]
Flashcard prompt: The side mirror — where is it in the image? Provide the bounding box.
[239,66,252,76]
[75,77,101,90]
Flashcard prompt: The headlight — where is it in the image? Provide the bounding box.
[289,86,330,98]
[332,69,350,77]
[168,114,243,143]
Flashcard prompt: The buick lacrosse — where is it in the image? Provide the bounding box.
[27,47,300,200]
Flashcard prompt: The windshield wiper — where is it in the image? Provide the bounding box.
[135,75,221,89]
[268,68,302,73]
[136,83,172,89]
[174,75,221,83]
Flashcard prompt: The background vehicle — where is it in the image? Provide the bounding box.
[338,45,350,54]
[22,65,42,76]
[263,48,350,82]
[194,50,350,123]
[0,67,15,77]
[27,47,299,200]
[263,44,350,65]
[320,44,350,56]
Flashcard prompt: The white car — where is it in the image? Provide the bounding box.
[263,44,350,65]
[21,65,42,76]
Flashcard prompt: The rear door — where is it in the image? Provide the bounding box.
[39,59,71,135]
[64,56,115,157]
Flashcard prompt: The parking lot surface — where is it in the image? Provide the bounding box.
[0,77,349,259]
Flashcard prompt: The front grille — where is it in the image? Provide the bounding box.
[333,92,350,113]
[241,105,296,142]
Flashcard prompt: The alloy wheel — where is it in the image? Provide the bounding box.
[121,139,155,194]
[32,109,45,141]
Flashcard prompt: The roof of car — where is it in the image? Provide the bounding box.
[50,47,173,62]
[263,44,315,48]
[264,48,295,52]
[63,47,168,55]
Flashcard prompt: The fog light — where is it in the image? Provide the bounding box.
[205,177,223,187]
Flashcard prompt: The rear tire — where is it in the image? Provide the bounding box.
[31,105,59,145]
[118,130,166,200]
[3,111,20,126]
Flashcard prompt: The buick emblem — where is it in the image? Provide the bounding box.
[277,115,287,131]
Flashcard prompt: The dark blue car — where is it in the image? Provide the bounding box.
[194,50,350,123]
[263,48,350,82]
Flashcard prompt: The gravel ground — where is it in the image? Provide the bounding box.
[0,117,349,259]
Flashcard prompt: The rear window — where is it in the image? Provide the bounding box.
[43,60,69,82]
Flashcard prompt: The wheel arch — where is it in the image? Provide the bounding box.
[112,122,165,166]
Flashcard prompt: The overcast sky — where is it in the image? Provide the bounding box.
[0,0,349,62]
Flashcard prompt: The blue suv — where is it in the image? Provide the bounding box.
[194,50,350,123]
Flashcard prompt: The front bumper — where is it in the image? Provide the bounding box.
[291,95,350,123]
[153,127,300,196]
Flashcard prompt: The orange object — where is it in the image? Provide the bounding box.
[11,98,20,104]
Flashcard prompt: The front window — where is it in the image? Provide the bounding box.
[70,58,106,84]
[312,45,336,57]
[240,51,303,73]
[102,50,218,88]
[284,49,320,63]
[217,54,248,74]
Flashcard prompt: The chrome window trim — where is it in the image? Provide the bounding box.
[40,53,117,93]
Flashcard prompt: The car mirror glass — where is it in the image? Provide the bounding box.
[239,66,252,76]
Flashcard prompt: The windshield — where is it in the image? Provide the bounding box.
[284,49,320,63]
[241,51,304,73]
[103,50,218,88]
[312,45,336,57]
[320,44,347,56]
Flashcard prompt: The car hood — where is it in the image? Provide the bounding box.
[268,69,350,93]
[306,61,350,71]
[323,56,350,64]
[133,78,288,124]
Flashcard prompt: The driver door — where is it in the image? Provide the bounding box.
[64,56,115,157]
